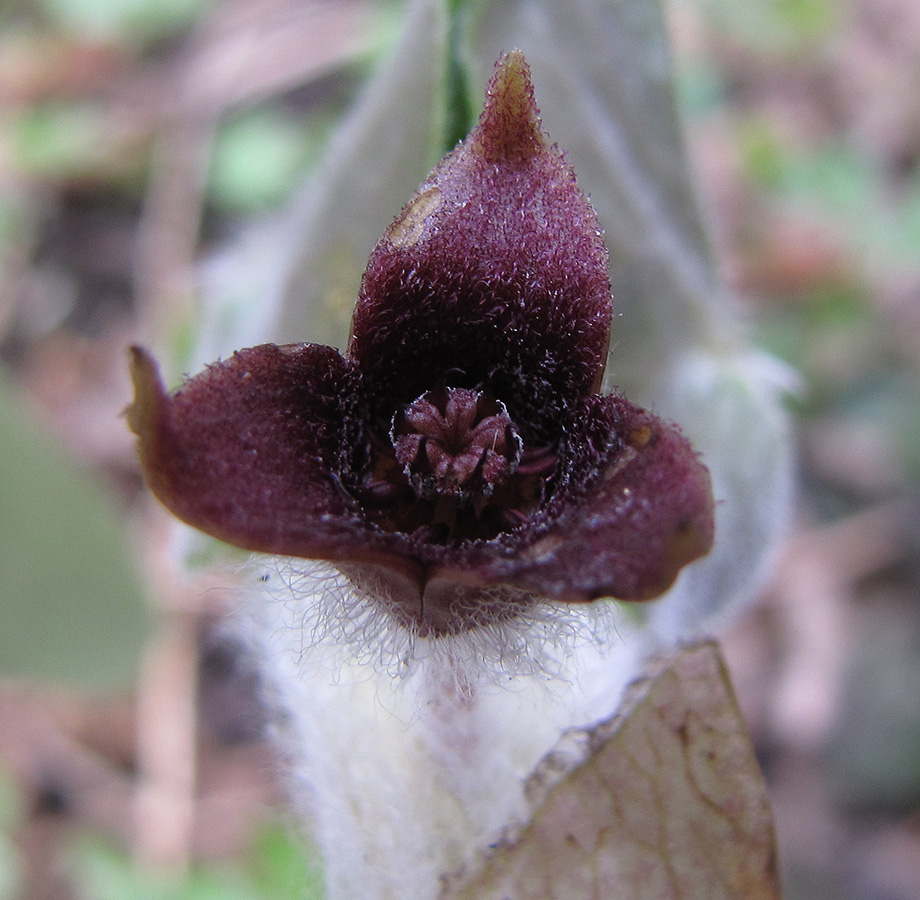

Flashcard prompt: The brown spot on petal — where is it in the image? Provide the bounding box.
[628,424,653,448]
[385,186,441,248]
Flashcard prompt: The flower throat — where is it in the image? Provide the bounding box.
[352,385,558,545]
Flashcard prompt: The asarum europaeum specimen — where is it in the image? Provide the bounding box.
[128,51,715,637]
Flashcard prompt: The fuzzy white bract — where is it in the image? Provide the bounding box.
[242,559,646,899]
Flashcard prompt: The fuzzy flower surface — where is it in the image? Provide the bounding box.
[128,52,714,637]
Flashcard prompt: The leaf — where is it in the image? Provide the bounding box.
[247,824,326,900]
[38,0,207,42]
[0,767,24,899]
[194,0,450,370]
[443,642,781,900]
[272,0,450,349]
[0,373,148,687]
[648,351,794,638]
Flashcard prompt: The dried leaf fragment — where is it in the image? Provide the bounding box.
[443,641,781,900]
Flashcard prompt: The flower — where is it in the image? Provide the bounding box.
[127,51,714,637]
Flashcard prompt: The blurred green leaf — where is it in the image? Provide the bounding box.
[0,769,23,834]
[739,119,787,191]
[38,0,210,43]
[0,372,147,687]
[890,378,920,481]
[754,284,890,411]
[674,59,728,117]
[76,839,249,900]
[208,109,320,214]
[193,0,450,370]
[0,194,33,253]
[0,192,38,296]
[443,0,477,152]
[12,102,111,179]
[73,823,324,900]
[829,603,920,814]
[741,129,920,268]
[247,824,324,900]
[847,374,920,482]
[699,0,837,56]
[10,101,147,186]
[0,834,21,900]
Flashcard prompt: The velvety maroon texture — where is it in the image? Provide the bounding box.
[128,52,715,636]
[349,52,611,442]
[489,394,716,602]
[129,344,381,562]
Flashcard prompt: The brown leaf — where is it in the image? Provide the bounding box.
[443,641,781,900]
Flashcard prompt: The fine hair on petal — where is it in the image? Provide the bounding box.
[249,556,624,694]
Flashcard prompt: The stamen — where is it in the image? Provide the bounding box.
[391,387,523,503]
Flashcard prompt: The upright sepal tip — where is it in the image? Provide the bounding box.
[472,49,546,163]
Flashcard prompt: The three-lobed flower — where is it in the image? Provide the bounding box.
[128,52,715,636]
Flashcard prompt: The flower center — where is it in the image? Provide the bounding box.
[391,387,523,503]
[350,387,558,544]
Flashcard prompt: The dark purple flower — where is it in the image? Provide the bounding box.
[128,52,714,636]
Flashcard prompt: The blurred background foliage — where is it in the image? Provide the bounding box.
[0,0,918,898]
